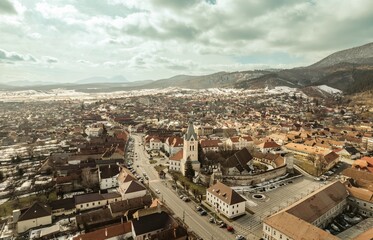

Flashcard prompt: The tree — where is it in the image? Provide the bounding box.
[185,160,195,181]
[172,174,179,184]
[81,168,98,190]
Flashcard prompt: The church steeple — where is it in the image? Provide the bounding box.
[184,121,197,141]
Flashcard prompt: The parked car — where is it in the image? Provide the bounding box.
[182,196,190,202]
[343,214,362,224]
[199,210,207,216]
[209,217,216,223]
[155,189,160,194]
[219,222,227,228]
[227,226,234,232]
[196,206,203,212]
[236,235,245,240]
[330,223,341,232]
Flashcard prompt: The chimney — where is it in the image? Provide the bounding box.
[173,227,177,238]
[105,228,108,237]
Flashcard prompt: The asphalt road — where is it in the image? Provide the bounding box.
[131,134,240,240]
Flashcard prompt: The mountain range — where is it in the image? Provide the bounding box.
[1,42,373,94]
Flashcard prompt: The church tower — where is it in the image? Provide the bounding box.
[181,121,200,175]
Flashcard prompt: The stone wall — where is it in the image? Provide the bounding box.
[212,165,287,186]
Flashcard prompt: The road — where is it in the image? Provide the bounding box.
[131,134,240,240]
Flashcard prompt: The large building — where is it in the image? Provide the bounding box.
[263,181,348,240]
[206,181,246,219]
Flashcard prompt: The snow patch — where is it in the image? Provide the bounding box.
[316,85,342,94]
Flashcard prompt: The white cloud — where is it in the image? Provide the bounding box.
[1,0,373,83]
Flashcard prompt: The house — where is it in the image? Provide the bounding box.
[346,183,373,217]
[200,139,222,153]
[73,222,132,240]
[163,136,183,155]
[345,146,361,160]
[98,164,120,190]
[206,181,246,219]
[131,211,187,240]
[74,192,121,211]
[75,208,114,231]
[225,136,253,150]
[257,141,281,154]
[220,147,253,175]
[14,202,52,233]
[49,198,76,217]
[149,137,163,150]
[333,148,352,164]
[109,194,152,218]
[118,180,147,200]
[352,156,373,173]
[168,150,183,172]
[319,151,340,172]
[283,143,331,157]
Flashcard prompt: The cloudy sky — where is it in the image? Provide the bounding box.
[1,0,373,84]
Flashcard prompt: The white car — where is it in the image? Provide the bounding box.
[155,189,160,194]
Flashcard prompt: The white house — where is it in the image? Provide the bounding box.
[14,202,52,233]
[225,136,253,150]
[149,137,162,150]
[74,192,121,211]
[98,164,120,190]
[119,180,147,200]
[206,181,246,219]
[169,150,182,172]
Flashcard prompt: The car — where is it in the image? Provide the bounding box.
[144,176,149,180]
[155,189,160,194]
[227,226,234,232]
[219,222,227,228]
[236,235,245,240]
[196,206,203,212]
[179,195,185,199]
[209,217,216,223]
[199,210,207,216]
[182,196,190,202]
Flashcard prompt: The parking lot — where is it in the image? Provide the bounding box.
[233,176,325,237]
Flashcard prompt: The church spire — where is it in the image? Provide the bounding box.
[184,121,197,141]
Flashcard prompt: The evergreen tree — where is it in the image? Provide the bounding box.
[185,159,195,181]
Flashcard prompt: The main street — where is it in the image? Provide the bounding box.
[131,134,243,240]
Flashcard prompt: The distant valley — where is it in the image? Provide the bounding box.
[1,42,373,95]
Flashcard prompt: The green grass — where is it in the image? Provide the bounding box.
[170,172,206,194]
[0,190,57,217]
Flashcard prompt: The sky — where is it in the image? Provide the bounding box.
[0,0,373,84]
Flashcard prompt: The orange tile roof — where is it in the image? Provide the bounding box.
[169,149,183,161]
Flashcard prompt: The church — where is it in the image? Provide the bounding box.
[168,121,200,176]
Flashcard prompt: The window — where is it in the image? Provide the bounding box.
[80,205,83,208]
[280,234,282,239]
[86,204,89,207]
